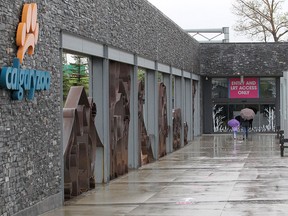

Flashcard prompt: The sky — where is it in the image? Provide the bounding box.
[146,0,253,42]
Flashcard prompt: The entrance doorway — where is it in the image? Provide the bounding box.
[213,103,275,132]
[209,77,277,133]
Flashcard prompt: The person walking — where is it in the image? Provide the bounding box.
[232,125,239,140]
[242,119,250,139]
[228,118,240,140]
[239,108,255,140]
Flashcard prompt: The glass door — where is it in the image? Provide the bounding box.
[213,103,275,132]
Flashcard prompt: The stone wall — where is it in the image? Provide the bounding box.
[0,0,200,215]
[0,0,63,215]
[57,0,200,72]
[200,43,288,77]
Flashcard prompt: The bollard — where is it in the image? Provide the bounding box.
[276,126,280,138]
[279,130,284,140]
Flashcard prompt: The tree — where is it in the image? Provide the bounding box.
[62,53,89,102]
[232,0,288,42]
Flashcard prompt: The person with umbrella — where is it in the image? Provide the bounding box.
[247,107,257,129]
[228,118,240,140]
[242,119,250,139]
[240,108,255,139]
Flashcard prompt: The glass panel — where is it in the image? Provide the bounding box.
[212,78,228,98]
[259,78,276,98]
[259,104,276,132]
[213,103,276,133]
[228,104,244,120]
[213,104,228,132]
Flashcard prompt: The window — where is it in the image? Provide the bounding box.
[62,53,90,102]
[212,77,276,99]
[212,78,228,98]
[259,78,276,98]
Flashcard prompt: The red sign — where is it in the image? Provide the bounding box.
[229,78,259,98]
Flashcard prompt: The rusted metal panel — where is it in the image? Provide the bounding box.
[63,86,103,199]
[173,109,189,149]
[109,61,131,179]
[158,82,168,157]
[173,108,182,150]
[138,80,154,165]
[184,122,188,145]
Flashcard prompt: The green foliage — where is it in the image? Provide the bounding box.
[62,53,89,103]
[137,68,163,82]
[138,68,145,81]
[63,74,89,102]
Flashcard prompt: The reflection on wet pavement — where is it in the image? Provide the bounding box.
[42,134,288,216]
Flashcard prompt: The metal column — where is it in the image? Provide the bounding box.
[163,72,173,153]
[145,69,159,159]
[184,78,193,141]
[181,73,185,147]
[92,51,109,183]
[174,76,183,147]
[128,55,139,168]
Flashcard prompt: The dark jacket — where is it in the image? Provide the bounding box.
[242,120,250,127]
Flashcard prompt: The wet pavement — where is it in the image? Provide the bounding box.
[42,134,288,216]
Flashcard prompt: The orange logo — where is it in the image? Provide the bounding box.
[16,3,39,64]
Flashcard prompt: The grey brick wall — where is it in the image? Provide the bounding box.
[0,0,62,215]
[57,0,200,72]
[200,43,288,77]
[0,0,200,215]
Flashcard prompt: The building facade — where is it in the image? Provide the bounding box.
[200,43,288,134]
[1,1,288,216]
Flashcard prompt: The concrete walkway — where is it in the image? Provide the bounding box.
[42,134,288,216]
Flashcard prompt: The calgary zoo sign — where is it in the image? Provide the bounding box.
[0,3,50,100]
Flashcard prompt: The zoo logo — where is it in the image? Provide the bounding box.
[16,3,39,64]
[0,3,50,101]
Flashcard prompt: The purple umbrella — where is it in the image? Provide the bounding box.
[228,119,240,127]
